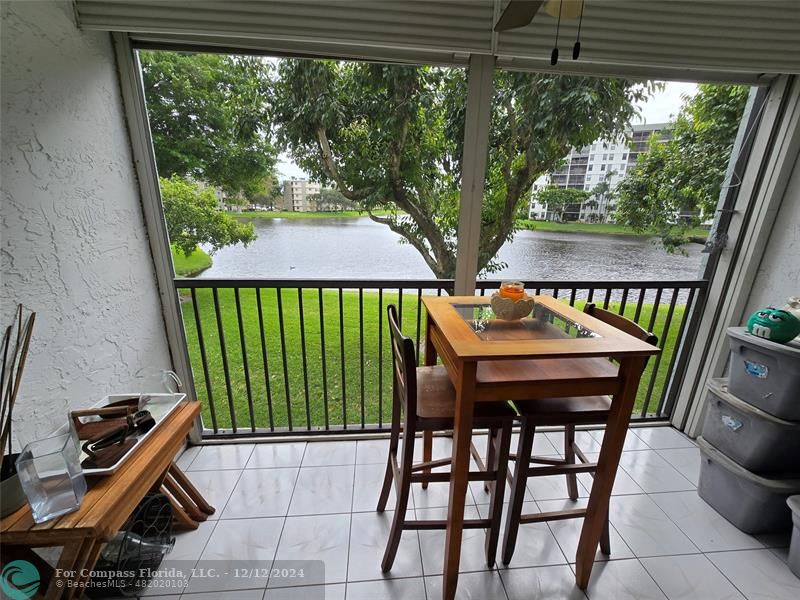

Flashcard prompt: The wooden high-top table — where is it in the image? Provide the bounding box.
[422,295,660,600]
[0,401,212,599]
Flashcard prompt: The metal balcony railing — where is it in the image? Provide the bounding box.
[173,278,707,439]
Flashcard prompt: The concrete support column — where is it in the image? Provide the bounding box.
[453,54,495,296]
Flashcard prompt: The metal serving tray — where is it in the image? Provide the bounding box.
[77,393,186,476]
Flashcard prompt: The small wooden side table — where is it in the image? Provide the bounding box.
[0,401,211,599]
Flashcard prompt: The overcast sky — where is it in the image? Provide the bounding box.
[636,80,698,125]
[276,80,699,181]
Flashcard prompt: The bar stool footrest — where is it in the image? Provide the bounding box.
[520,508,586,525]
[404,518,491,531]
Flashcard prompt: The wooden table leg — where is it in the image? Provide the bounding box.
[44,539,89,600]
[168,462,215,516]
[574,357,646,589]
[163,474,206,525]
[65,539,103,600]
[424,315,437,367]
[421,430,433,490]
[442,361,477,600]
[160,461,216,528]
[422,317,438,489]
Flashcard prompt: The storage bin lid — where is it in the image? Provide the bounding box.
[707,378,800,429]
[728,327,800,357]
[698,436,800,488]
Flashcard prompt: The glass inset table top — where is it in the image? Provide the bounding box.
[453,301,601,342]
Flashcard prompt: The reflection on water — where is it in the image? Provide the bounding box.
[199,217,704,282]
[492,229,704,282]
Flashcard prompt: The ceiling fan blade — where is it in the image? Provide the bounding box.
[494,0,544,32]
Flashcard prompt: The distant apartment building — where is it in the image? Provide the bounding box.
[529,123,670,222]
[281,178,323,212]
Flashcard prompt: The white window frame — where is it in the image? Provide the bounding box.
[113,33,202,441]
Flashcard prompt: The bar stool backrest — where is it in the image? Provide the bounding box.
[387,304,418,418]
[584,303,659,373]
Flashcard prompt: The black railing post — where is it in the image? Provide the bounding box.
[656,287,697,417]
[359,288,365,428]
[415,288,423,364]
[662,285,706,421]
[619,288,630,315]
[189,288,218,433]
[276,288,292,431]
[338,288,347,429]
[642,289,679,417]
[234,288,256,431]
[318,288,330,431]
[633,288,647,324]
[297,288,312,430]
[255,289,275,431]
[212,288,237,433]
[378,288,384,428]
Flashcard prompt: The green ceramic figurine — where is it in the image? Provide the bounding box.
[747,307,800,344]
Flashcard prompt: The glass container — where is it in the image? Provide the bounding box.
[499,281,525,300]
[16,427,87,523]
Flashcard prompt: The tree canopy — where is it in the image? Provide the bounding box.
[160,176,255,256]
[588,171,618,223]
[140,51,277,198]
[534,186,590,222]
[308,188,354,211]
[615,84,749,247]
[272,59,654,277]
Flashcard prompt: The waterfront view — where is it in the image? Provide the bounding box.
[197,216,705,281]
[178,216,706,432]
[141,50,739,432]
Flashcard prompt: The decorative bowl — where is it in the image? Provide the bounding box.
[490,293,534,320]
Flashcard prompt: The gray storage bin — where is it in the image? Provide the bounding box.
[697,437,800,534]
[727,327,800,420]
[789,496,800,578]
[702,378,800,473]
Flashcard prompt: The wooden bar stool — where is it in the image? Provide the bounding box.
[377,304,516,571]
[502,303,658,565]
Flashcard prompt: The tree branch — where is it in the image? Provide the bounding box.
[502,95,517,184]
[315,127,370,201]
[381,107,455,277]
[480,151,539,265]
[366,209,442,276]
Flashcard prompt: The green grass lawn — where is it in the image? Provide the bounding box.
[516,220,709,239]
[236,209,395,220]
[179,287,688,433]
[172,245,212,277]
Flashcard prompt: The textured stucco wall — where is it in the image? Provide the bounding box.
[1,0,171,447]
[744,151,800,316]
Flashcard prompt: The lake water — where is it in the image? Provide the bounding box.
[199,216,705,282]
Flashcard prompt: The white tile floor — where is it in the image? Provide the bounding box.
[147,427,798,600]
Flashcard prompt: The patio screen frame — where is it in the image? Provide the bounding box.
[112,34,497,439]
[111,32,791,439]
[673,75,800,434]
